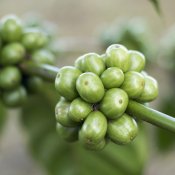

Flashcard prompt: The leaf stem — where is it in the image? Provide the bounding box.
[20,61,175,133]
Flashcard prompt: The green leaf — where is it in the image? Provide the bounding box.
[20,87,148,175]
[149,0,161,15]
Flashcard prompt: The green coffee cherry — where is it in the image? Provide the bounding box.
[0,42,25,65]
[75,55,85,71]
[55,98,78,127]
[75,53,106,75]
[55,66,82,101]
[31,49,55,65]
[128,50,145,72]
[21,29,48,50]
[100,67,124,89]
[138,75,158,102]
[79,111,107,144]
[100,54,107,63]
[81,138,106,151]
[81,53,106,75]
[76,72,105,103]
[100,88,128,119]
[121,71,145,99]
[0,66,21,90]
[107,113,138,144]
[56,122,79,142]
[69,98,92,122]
[0,15,23,42]
[105,44,130,72]
[2,86,27,107]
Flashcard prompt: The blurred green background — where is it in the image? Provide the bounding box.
[1,0,175,175]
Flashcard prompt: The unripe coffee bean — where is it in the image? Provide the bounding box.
[128,50,145,72]
[82,53,106,75]
[22,29,48,50]
[81,137,106,151]
[69,98,92,122]
[0,15,23,42]
[75,55,85,71]
[55,98,78,127]
[121,71,145,99]
[106,44,130,72]
[55,66,82,101]
[0,66,21,90]
[107,113,138,144]
[138,75,158,102]
[100,88,128,119]
[79,111,107,144]
[76,72,105,103]
[0,42,25,65]
[100,67,124,89]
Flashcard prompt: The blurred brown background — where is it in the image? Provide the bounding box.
[0,0,175,175]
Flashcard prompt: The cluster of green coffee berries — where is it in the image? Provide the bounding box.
[55,44,158,151]
[0,15,57,107]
